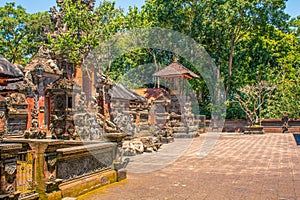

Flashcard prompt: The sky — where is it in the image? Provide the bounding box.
[0,0,299,18]
[0,0,145,13]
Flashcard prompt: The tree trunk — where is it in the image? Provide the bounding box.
[226,32,236,95]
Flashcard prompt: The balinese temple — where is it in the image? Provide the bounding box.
[152,59,200,137]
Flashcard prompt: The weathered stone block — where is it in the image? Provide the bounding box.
[117,169,127,182]
[160,137,174,144]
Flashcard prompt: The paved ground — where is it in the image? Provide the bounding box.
[78,133,300,200]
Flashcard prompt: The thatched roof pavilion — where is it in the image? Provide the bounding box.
[153,60,199,80]
[152,60,199,95]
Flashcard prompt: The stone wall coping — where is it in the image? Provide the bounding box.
[262,119,300,122]
[0,143,22,151]
[56,142,116,155]
[204,119,300,123]
[62,140,103,145]
[3,138,65,145]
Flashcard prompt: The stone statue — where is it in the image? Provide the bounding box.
[24,119,46,139]
[282,112,289,133]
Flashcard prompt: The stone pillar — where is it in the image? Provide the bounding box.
[26,97,35,130]
[28,140,64,199]
[0,143,22,199]
[29,141,48,199]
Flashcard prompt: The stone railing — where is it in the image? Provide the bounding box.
[2,139,123,199]
[56,143,116,180]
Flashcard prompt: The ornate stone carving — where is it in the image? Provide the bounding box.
[77,92,87,112]
[47,158,57,167]
[5,97,14,112]
[112,112,135,136]
[10,93,26,105]
[24,119,46,139]
[100,176,109,185]
[122,139,144,156]
[57,154,111,180]
[49,0,95,36]
[48,174,55,182]
[96,72,114,86]
[47,77,78,91]
[5,185,15,193]
[5,164,17,175]
[0,111,6,136]
[4,93,28,135]
[54,94,66,110]
[17,71,36,94]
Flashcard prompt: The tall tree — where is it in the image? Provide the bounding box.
[142,0,290,92]
[46,0,125,65]
[0,3,50,65]
[119,0,295,119]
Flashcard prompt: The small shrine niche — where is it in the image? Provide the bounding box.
[46,76,80,140]
[149,92,171,128]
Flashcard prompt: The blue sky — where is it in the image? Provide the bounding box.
[0,0,299,18]
[0,0,145,13]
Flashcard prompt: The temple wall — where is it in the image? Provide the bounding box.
[205,119,300,133]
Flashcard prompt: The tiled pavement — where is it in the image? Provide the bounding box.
[78,133,300,200]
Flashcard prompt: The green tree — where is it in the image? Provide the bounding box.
[0,2,50,65]
[141,0,289,93]
[142,1,298,119]
[233,81,276,126]
[47,0,125,65]
[264,30,300,118]
[290,16,300,38]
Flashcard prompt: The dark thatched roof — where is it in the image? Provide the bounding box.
[0,55,24,78]
[111,84,147,102]
[0,81,23,91]
[153,60,200,78]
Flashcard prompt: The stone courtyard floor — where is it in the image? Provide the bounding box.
[78,133,300,200]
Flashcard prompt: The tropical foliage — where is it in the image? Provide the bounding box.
[0,2,50,65]
[0,0,299,119]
